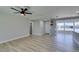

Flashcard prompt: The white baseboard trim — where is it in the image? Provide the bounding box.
[0,34,30,44]
[32,33,43,36]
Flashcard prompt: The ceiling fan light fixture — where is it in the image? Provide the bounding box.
[10,7,32,16]
[21,14,24,16]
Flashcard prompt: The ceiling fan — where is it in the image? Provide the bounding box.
[10,6,32,16]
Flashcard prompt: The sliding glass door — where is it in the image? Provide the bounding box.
[56,20,74,32]
[64,20,73,32]
[56,19,79,33]
[74,21,79,32]
[56,20,64,32]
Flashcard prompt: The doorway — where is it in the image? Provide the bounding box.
[30,23,32,35]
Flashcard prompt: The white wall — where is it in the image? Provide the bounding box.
[44,21,50,34]
[0,15,30,43]
[32,20,51,35]
[32,20,44,35]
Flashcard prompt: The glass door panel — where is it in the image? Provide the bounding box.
[75,22,79,32]
[56,20,74,32]
[56,20,65,32]
[65,22,73,31]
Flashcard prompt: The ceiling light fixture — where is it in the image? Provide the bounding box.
[21,14,24,16]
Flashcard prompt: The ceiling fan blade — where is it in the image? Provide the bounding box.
[16,6,24,10]
[24,8,28,11]
[13,12,20,14]
[11,7,20,12]
[24,6,30,9]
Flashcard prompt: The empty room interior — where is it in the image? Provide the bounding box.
[0,6,79,52]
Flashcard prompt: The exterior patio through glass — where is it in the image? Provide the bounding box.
[56,20,79,32]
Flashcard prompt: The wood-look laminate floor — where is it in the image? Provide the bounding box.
[0,35,56,52]
[0,32,79,52]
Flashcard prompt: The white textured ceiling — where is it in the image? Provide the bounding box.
[0,6,79,20]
